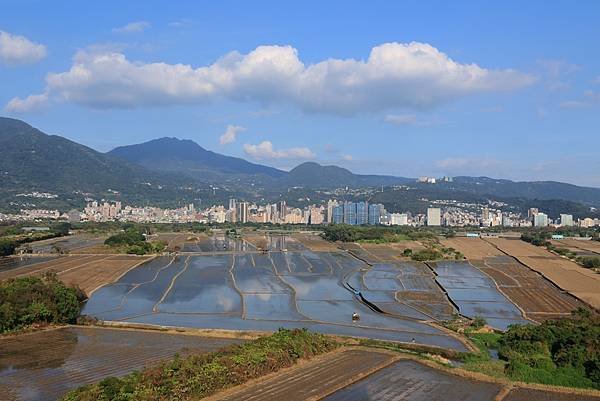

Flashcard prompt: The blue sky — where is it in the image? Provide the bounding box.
[1,1,599,186]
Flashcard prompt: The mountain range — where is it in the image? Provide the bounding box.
[1,116,600,217]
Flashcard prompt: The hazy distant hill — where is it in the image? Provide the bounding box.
[282,162,412,188]
[436,176,600,207]
[109,137,285,181]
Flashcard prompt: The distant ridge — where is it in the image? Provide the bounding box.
[109,137,285,180]
[2,117,600,214]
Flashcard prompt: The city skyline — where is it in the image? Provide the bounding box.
[2,1,600,186]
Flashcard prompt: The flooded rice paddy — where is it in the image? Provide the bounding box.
[83,236,534,349]
[431,261,531,330]
[83,245,473,351]
[0,327,242,401]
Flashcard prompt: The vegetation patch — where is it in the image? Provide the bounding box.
[458,309,600,389]
[60,328,338,401]
[104,226,166,255]
[0,272,85,333]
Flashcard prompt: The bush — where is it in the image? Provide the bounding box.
[0,239,16,256]
[61,328,338,401]
[0,272,86,333]
[577,256,600,269]
[410,249,443,261]
[497,308,599,389]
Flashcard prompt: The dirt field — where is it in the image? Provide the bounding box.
[154,232,190,252]
[444,238,588,320]
[484,238,600,309]
[442,237,504,260]
[0,326,243,401]
[325,359,503,401]
[0,254,150,294]
[292,233,340,251]
[211,348,398,401]
[557,239,600,256]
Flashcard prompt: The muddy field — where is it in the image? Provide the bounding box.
[325,359,503,401]
[0,254,150,294]
[214,348,396,401]
[84,249,469,351]
[20,234,106,254]
[154,232,190,252]
[292,233,339,251]
[0,326,242,401]
[484,238,600,309]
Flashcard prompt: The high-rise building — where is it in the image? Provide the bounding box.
[356,202,368,225]
[533,212,549,227]
[368,203,383,225]
[309,206,324,225]
[560,214,573,227]
[326,200,337,223]
[343,202,357,225]
[236,202,249,223]
[427,208,441,226]
[277,201,287,220]
[228,198,237,211]
[332,205,344,224]
[528,208,539,219]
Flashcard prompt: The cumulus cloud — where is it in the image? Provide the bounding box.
[219,124,245,145]
[0,30,46,65]
[5,92,48,113]
[112,21,150,34]
[243,141,315,160]
[7,42,535,114]
[341,154,353,161]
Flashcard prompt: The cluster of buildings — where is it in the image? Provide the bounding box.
[2,198,600,229]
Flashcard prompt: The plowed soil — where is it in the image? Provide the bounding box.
[484,238,600,309]
[212,348,397,401]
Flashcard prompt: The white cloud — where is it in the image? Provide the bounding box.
[8,42,535,114]
[559,90,600,109]
[5,92,48,113]
[219,124,245,145]
[435,157,503,171]
[384,114,417,125]
[341,154,353,161]
[112,21,150,34]
[243,141,315,160]
[0,30,46,65]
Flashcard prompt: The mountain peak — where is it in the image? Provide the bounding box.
[108,137,284,178]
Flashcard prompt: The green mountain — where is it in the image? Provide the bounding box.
[109,137,285,181]
[0,117,225,211]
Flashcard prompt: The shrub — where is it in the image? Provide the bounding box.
[0,272,85,333]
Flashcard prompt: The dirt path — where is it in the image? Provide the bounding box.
[206,347,399,401]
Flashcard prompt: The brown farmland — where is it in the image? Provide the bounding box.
[441,238,588,321]
[0,254,150,295]
[485,238,600,309]
[293,233,340,251]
